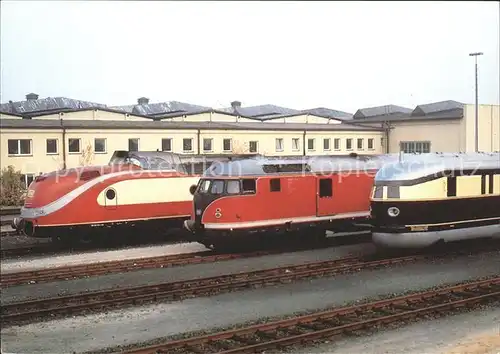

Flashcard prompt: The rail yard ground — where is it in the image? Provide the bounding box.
[1,240,499,353]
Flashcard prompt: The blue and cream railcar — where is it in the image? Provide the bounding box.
[370,152,500,248]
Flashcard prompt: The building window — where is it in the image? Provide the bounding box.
[46,139,58,155]
[183,138,193,152]
[223,138,232,152]
[333,138,340,150]
[128,138,139,152]
[94,138,107,153]
[368,138,374,150]
[8,139,32,156]
[400,141,431,153]
[162,138,172,152]
[21,174,35,189]
[292,138,300,151]
[276,138,284,152]
[357,138,364,150]
[323,138,330,151]
[68,138,81,153]
[346,138,353,150]
[203,138,213,152]
[249,141,258,153]
[308,138,315,151]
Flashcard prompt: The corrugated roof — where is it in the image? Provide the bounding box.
[300,107,353,120]
[0,97,107,115]
[349,110,463,123]
[0,118,383,132]
[353,105,413,119]
[111,101,211,116]
[412,100,464,116]
[221,104,300,118]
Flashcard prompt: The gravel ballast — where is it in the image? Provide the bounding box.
[1,252,499,353]
[285,304,500,354]
[1,243,375,304]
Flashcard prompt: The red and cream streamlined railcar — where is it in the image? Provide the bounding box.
[13,151,203,244]
[184,155,393,249]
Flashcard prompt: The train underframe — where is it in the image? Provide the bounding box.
[185,216,372,251]
[12,216,191,245]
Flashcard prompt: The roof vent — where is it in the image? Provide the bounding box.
[26,93,39,101]
[137,97,150,105]
[231,101,242,109]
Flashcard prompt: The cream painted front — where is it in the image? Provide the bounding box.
[463,104,500,152]
[388,119,463,153]
[96,175,200,207]
[0,129,64,174]
[64,129,200,167]
[399,178,447,200]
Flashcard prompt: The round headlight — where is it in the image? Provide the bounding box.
[387,207,400,217]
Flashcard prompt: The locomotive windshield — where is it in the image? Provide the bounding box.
[197,178,252,195]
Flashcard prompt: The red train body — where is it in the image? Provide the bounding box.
[184,155,389,249]
[15,151,200,243]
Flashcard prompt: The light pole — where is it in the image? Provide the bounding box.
[469,52,483,152]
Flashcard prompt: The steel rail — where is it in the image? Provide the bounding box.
[124,276,500,354]
[1,254,421,325]
[1,249,282,287]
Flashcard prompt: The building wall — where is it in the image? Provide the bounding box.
[263,114,342,124]
[463,104,500,152]
[387,119,463,153]
[0,113,22,119]
[1,127,383,176]
[167,112,256,123]
[29,109,151,121]
[1,129,65,175]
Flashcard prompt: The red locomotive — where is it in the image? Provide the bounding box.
[184,155,391,250]
[12,151,203,244]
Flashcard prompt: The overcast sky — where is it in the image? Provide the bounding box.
[1,1,498,112]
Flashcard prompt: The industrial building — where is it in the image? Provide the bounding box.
[1,93,498,187]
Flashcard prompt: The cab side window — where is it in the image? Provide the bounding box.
[198,180,211,194]
[319,178,333,198]
[211,180,224,194]
[227,180,241,194]
[242,179,256,194]
[270,178,281,192]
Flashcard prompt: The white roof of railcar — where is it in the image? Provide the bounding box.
[375,152,500,182]
[203,154,401,177]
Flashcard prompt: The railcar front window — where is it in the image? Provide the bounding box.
[198,180,211,194]
[227,180,241,194]
[211,180,225,194]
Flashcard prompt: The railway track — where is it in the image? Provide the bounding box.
[1,254,422,325]
[123,276,500,354]
[0,233,376,287]
[1,249,282,287]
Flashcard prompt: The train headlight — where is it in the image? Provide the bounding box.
[387,207,400,217]
[196,209,202,216]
